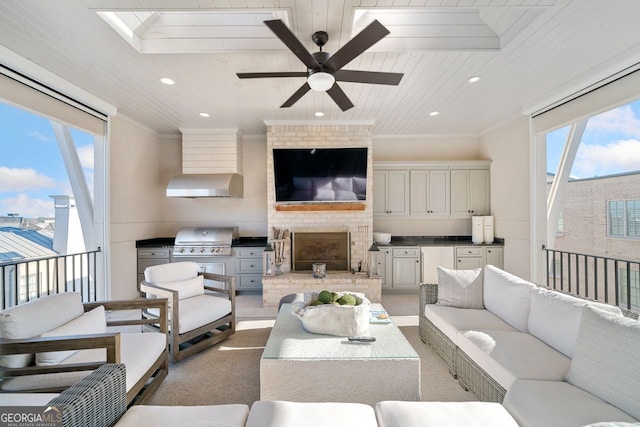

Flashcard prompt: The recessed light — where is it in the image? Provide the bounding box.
[429,111,440,117]
[199,112,210,118]
[160,77,175,85]
[315,111,325,117]
[467,76,481,83]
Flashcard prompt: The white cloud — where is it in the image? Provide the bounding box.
[25,130,54,142]
[0,193,54,217]
[572,139,640,178]
[77,145,94,170]
[586,105,640,138]
[0,167,56,192]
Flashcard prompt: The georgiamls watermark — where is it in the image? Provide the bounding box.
[0,406,63,427]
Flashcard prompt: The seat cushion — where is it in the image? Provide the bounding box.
[36,306,107,366]
[0,332,165,393]
[528,287,623,357]
[483,265,537,332]
[456,329,570,389]
[436,267,484,309]
[245,401,378,427]
[0,292,85,368]
[115,404,249,427]
[177,294,232,334]
[424,304,516,344]
[375,401,519,427]
[565,306,640,420]
[503,380,638,427]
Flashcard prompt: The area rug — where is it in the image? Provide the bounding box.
[145,320,476,407]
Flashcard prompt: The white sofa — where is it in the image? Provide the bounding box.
[419,264,640,427]
[0,292,168,405]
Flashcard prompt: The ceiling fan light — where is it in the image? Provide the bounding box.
[308,72,335,91]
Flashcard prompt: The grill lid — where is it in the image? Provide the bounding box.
[174,226,239,246]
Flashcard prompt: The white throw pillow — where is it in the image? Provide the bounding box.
[528,288,623,357]
[436,267,484,309]
[483,265,537,332]
[158,275,205,300]
[565,306,640,420]
[36,305,107,366]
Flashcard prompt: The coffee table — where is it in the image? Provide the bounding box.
[260,303,421,405]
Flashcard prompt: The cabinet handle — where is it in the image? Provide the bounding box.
[250,264,255,268]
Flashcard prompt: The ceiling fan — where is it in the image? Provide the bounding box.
[236,19,404,111]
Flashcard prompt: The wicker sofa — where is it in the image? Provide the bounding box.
[419,264,640,426]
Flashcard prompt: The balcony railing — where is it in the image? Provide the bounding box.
[1,248,101,310]
[543,246,640,316]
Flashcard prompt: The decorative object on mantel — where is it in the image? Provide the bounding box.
[270,227,290,275]
[263,242,275,277]
[312,263,326,279]
[292,291,371,336]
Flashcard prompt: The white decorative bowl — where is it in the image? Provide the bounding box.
[373,232,392,245]
[292,291,371,337]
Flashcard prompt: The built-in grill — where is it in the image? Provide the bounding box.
[172,226,239,258]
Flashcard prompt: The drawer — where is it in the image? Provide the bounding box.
[238,274,263,289]
[237,259,262,273]
[138,248,171,259]
[392,247,420,257]
[456,246,484,257]
[235,248,264,258]
[138,259,170,274]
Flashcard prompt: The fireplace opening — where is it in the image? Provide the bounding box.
[292,231,350,272]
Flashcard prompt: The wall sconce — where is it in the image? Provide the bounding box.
[263,242,275,277]
[368,243,381,278]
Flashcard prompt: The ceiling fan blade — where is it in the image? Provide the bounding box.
[323,20,390,72]
[326,83,354,111]
[335,70,403,85]
[265,20,320,70]
[280,82,311,108]
[237,72,307,79]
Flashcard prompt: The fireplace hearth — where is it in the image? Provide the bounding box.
[292,231,350,272]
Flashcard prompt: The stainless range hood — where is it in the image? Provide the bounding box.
[166,173,243,198]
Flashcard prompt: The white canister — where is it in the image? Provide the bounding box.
[484,216,494,243]
[472,216,484,244]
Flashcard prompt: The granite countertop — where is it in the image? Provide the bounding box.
[379,236,504,247]
[136,236,268,248]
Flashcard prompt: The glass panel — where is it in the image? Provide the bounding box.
[609,200,625,236]
[626,199,640,237]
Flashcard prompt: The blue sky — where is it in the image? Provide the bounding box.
[0,103,93,218]
[547,99,640,178]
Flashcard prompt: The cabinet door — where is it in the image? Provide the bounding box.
[392,257,421,288]
[373,171,388,215]
[456,256,485,270]
[469,169,490,215]
[450,169,470,216]
[410,169,450,216]
[486,247,504,269]
[421,246,454,283]
[380,247,393,288]
[386,170,409,215]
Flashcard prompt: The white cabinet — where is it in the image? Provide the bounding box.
[391,247,421,289]
[450,169,490,217]
[235,247,264,290]
[379,246,393,289]
[455,246,486,269]
[420,246,455,283]
[373,170,409,216]
[486,246,504,269]
[410,169,450,217]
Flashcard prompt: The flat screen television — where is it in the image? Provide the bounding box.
[273,147,368,203]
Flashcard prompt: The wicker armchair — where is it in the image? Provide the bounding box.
[0,295,169,406]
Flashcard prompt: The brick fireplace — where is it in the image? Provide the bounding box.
[262,122,381,306]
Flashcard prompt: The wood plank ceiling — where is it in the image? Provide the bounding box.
[0,0,640,137]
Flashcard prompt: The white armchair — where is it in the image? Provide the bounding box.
[140,262,236,363]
